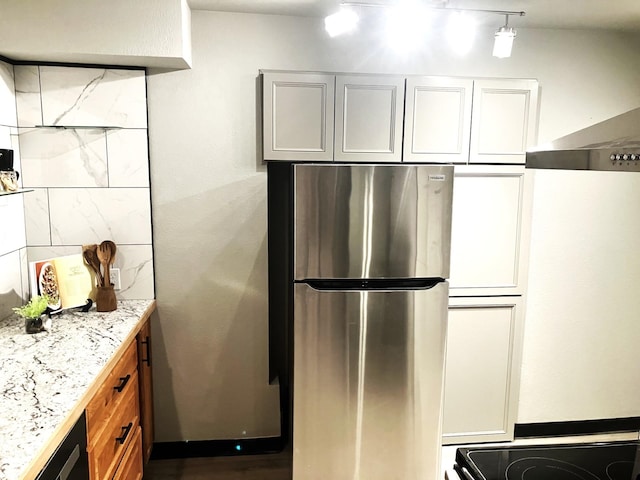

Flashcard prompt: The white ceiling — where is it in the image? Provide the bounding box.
[187,0,640,31]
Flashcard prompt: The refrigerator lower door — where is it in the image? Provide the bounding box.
[293,281,449,480]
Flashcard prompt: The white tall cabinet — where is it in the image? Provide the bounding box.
[449,166,531,297]
[260,70,539,445]
[443,296,525,443]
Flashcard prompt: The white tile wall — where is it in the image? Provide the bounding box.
[14,66,41,127]
[0,250,25,319]
[0,194,27,255]
[26,244,154,301]
[0,60,27,320]
[23,188,51,246]
[39,66,147,128]
[0,61,17,127]
[0,126,10,146]
[26,245,96,262]
[48,188,152,245]
[20,128,108,187]
[9,64,155,310]
[110,244,155,299]
[106,129,150,187]
[11,130,22,180]
[19,248,28,303]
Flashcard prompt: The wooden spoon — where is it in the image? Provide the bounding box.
[82,244,103,286]
[97,241,113,287]
[105,240,117,265]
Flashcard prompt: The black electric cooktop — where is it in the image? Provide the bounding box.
[454,441,640,480]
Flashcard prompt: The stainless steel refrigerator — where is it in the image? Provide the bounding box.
[267,162,454,480]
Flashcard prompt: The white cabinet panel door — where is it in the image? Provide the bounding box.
[470,79,538,164]
[262,72,335,161]
[403,77,473,163]
[443,296,524,444]
[335,75,404,162]
[449,166,531,296]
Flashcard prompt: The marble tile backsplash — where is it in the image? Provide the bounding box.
[0,60,27,321]
[0,64,155,320]
[0,61,17,127]
[20,128,109,187]
[14,65,41,127]
[47,188,152,245]
[38,66,147,128]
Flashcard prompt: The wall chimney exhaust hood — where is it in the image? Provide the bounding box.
[525,107,640,172]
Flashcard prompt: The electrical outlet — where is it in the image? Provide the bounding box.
[110,268,121,290]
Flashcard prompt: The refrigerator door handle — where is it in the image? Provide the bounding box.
[301,278,445,291]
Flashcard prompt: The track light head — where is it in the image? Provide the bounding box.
[493,15,517,58]
[325,8,359,37]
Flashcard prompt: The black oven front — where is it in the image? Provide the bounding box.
[36,411,89,480]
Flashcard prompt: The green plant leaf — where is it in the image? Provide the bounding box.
[12,295,50,319]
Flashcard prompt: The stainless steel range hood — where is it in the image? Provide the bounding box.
[525,107,640,171]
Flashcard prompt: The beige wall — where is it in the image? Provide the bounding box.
[146,10,640,441]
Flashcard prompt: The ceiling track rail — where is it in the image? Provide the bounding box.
[340,1,526,17]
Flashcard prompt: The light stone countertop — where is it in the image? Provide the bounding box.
[0,299,156,480]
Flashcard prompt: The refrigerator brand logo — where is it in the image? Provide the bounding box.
[428,174,447,181]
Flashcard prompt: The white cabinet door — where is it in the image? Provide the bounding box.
[334,75,404,162]
[403,77,473,163]
[443,296,524,444]
[470,79,539,164]
[449,165,532,296]
[262,72,335,161]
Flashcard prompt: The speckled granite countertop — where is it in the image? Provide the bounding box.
[0,299,156,480]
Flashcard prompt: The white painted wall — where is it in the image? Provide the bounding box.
[146,10,640,440]
[0,0,192,68]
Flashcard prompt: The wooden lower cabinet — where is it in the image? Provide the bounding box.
[113,427,143,480]
[86,317,154,479]
[137,318,154,463]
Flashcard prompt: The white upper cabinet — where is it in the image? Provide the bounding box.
[334,75,404,162]
[262,72,335,162]
[449,165,532,296]
[470,79,539,164]
[403,77,473,163]
[261,72,539,165]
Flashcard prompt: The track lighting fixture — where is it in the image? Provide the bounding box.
[323,1,525,58]
[325,7,359,37]
[493,14,516,58]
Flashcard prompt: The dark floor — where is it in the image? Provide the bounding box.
[144,451,292,480]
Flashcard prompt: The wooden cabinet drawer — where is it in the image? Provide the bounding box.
[86,340,138,441]
[87,372,140,480]
[113,426,143,480]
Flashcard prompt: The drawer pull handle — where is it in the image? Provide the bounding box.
[116,422,133,444]
[113,374,131,392]
[141,336,151,366]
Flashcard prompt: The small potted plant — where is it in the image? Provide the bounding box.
[13,295,51,334]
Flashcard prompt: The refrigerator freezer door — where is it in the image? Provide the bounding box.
[294,164,454,281]
[292,281,449,480]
